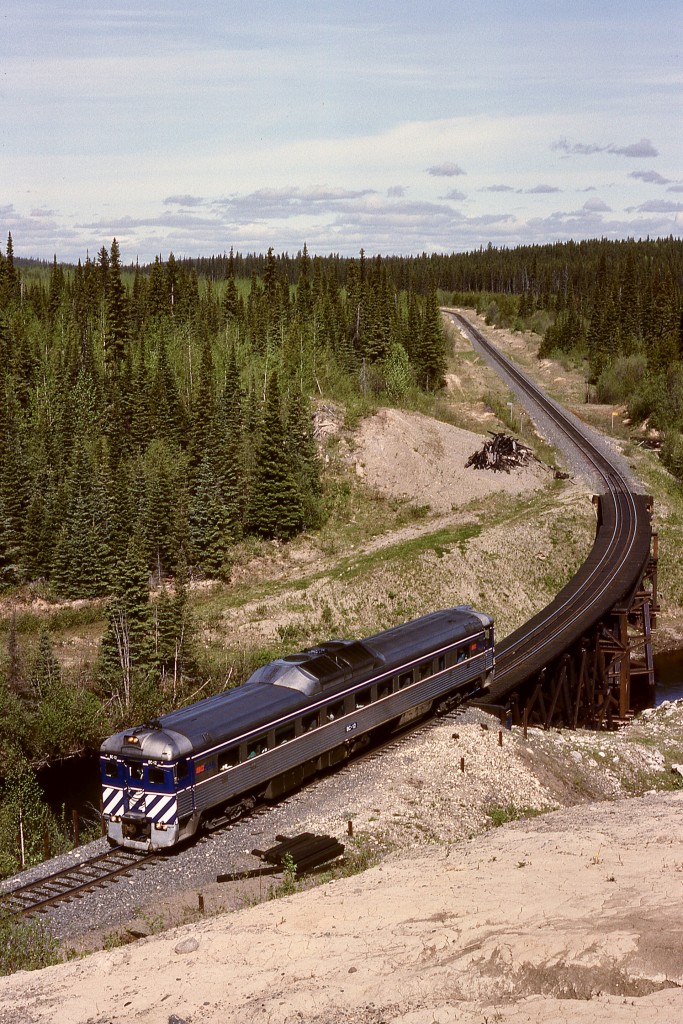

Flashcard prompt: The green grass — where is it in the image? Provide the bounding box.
[486,804,549,828]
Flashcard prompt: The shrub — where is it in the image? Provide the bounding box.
[0,909,61,975]
[596,355,647,404]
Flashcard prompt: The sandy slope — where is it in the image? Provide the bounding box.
[2,792,682,1024]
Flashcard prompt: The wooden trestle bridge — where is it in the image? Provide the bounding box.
[445,310,658,730]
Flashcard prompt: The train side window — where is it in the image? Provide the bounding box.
[399,671,413,688]
[218,747,240,771]
[377,680,393,699]
[457,647,467,664]
[355,687,372,709]
[420,661,432,680]
[327,700,345,720]
[438,656,446,672]
[275,724,296,745]
[148,766,165,785]
[176,759,189,781]
[302,712,319,732]
[104,760,118,779]
[129,763,143,781]
[247,736,268,758]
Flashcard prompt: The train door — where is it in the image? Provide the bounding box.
[144,762,179,829]
[122,759,146,815]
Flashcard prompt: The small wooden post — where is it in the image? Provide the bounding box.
[347,819,354,837]
[498,729,503,747]
[72,809,80,848]
[198,893,205,914]
[460,756,465,772]
[43,828,50,861]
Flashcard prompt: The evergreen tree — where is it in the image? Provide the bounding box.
[99,538,154,716]
[286,386,323,531]
[414,286,446,390]
[189,451,230,575]
[153,551,195,701]
[248,372,303,539]
[105,238,129,373]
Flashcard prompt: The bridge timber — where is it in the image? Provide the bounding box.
[444,310,658,730]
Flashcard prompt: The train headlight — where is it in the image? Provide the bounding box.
[153,822,168,831]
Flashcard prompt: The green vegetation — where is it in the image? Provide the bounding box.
[486,804,548,828]
[0,908,61,975]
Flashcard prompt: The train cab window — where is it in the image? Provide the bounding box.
[420,661,432,680]
[275,724,296,745]
[355,687,372,709]
[302,712,319,732]
[218,747,240,771]
[326,700,345,721]
[128,763,143,781]
[399,671,413,689]
[247,736,268,758]
[147,766,165,785]
[104,760,118,779]
[176,759,189,781]
[438,656,446,672]
[377,680,393,699]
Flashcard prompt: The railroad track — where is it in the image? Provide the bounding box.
[445,310,652,701]
[0,847,156,917]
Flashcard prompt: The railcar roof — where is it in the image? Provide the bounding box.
[101,681,308,757]
[363,606,489,666]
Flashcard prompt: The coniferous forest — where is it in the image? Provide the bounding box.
[0,231,681,871]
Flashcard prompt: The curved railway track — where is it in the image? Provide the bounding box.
[0,848,155,917]
[445,310,652,703]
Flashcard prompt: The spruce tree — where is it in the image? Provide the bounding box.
[248,372,303,539]
[99,537,154,717]
[106,239,129,373]
[414,286,446,391]
[189,451,230,575]
[286,386,323,531]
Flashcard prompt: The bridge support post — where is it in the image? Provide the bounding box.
[517,507,658,731]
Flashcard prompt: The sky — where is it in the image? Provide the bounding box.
[1,0,681,263]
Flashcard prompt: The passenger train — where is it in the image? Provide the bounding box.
[100,606,494,851]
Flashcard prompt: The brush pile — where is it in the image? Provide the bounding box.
[465,432,535,473]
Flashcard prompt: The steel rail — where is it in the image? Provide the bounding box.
[444,311,652,699]
[0,847,156,916]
